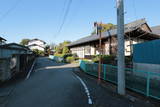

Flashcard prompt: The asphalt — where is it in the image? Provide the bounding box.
[0,57,157,107]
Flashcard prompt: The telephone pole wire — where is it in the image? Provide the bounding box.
[117,0,125,95]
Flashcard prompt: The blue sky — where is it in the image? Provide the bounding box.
[0,0,160,45]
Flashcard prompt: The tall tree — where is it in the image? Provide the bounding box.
[55,41,71,54]
[20,39,30,46]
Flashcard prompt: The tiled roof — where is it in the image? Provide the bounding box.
[29,38,46,44]
[0,43,30,50]
[0,37,6,41]
[151,25,160,35]
[68,19,147,47]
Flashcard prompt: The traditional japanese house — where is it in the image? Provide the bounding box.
[68,19,160,58]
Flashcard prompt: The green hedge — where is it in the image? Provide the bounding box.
[66,56,75,63]
[54,53,78,63]
[92,55,116,65]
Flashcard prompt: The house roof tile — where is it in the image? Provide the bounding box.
[151,25,160,35]
[68,19,147,47]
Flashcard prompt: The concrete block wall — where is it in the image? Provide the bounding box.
[0,58,11,81]
[0,54,36,81]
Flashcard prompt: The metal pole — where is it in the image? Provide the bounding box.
[117,0,125,95]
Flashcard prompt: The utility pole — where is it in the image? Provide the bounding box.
[117,0,125,95]
[94,22,103,82]
[99,22,102,82]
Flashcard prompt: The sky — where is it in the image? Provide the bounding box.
[0,0,160,45]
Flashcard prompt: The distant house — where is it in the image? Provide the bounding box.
[0,37,6,45]
[28,39,46,51]
[68,19,160,58]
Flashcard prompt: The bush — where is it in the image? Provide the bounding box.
[66,56,75,63]
[54,53,64,57]
[62,46,70,54]
[33,49,44,56]
[54,53,78,63]
[92,55,116,65]
[63,53,72,59]
[102,55,115,64]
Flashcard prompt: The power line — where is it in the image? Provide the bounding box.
[54,0,72,38]
[0,0,23,22]
[59,0,68,21]
[65,0,84,30]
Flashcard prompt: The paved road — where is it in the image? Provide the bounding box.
[1,57,155,107]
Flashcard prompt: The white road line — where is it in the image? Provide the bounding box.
[75,75,93,105]
[25,59,36,80]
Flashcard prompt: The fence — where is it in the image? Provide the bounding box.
[80,60,160,100]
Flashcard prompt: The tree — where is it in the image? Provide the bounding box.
[20,39,30,46]
[33,49,44,56]
[62,46,69,54]
[55,41,71,54]
[91,23,116,35]
[44,45,50,55]
[55,46,63,54]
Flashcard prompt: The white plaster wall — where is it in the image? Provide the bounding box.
[70,38,146,58]
[30,46,44,51]
[105,43,110,55]
[90,46,95,55]
[71,47,85,58]
[124,39,144,56]
[125,40,131,56]
[28,40,45,48]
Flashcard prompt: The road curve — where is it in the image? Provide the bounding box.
[6,57,89,107]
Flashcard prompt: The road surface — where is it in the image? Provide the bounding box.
[0,57,154,107]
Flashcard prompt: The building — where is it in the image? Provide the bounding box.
[0,43,32,58]
[28,38,46,51]
[0,43,33,81]
[0,37,6,45]
[68,19,160,58]
[151,25,160,35]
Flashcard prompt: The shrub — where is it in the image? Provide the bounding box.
[63,53,72,59]
[54,53,79,63]
[54,53,64,57]
[125,56,132,63]
[92,55,116,64]
[33,49,44,56]
[66,56,75,63]
[62,46,70,54]
[92,56,99,63]
[102,55,115,64]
